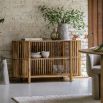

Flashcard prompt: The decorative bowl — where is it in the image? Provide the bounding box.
[31,52,41,58]
[41,51,50,58]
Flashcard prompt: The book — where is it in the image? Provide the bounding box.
[22,38,43,41]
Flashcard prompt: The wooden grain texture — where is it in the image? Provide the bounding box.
[78,41,81,75]
[70,41,73,81]
[12,40,81,83]
[93,0,98,46]
[101,55,103,103]
[88,0,103,47]
[88,0,93,47]
[98,0,103,45]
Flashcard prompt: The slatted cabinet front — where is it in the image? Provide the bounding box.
[12,40,81,83]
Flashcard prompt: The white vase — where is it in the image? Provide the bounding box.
[57,23,71,40]
[0,58,9,85]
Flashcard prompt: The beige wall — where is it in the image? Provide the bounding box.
[0,0,88,57]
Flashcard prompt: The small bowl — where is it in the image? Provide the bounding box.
[31,52,41,58]
[41,51,50,58]
[31,52,40,55]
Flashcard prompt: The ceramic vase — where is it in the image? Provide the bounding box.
[51,28,59,40]
[57,23,71,40]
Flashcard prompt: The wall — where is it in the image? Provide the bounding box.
[0,0,88,75]
[81,36,88,76]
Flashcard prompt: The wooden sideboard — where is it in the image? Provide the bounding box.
[12,40,81,83]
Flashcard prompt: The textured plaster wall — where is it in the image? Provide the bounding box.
[0,0,88,75]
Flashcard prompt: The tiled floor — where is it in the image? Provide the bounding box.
[0,78,92,103]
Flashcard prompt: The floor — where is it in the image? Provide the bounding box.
[0,78,92,103]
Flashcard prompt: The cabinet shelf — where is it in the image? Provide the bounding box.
[31,57,70,60]
[12,40,81,83]
[31,74,69,78]
[12,56,79,60]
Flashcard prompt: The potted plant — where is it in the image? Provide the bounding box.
[38,5,85,40]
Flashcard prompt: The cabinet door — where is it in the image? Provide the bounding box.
[21,41,30,77]
[12,41,30,78]
[88,0,103,47]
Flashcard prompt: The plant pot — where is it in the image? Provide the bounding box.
[57,23,71,40]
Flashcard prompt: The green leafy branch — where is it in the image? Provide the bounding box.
[38,5,85,30]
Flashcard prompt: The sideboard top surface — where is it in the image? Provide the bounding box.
[12,40,81,42]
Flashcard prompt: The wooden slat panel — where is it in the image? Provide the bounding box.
[98,0,103,45]
[12,40,81,82]
[74,41,76,75]
[70,41,73,81]
[88,0,93,47]
[93,0,98,46]
[12,41,30,78]
[78,41,81,75]
[88,0,103,47]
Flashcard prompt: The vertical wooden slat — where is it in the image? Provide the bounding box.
[48,42,50,74]
[42,59,43,75]
[70,41,73,81]
[88,0,93,47]
[28,42,31,83]
[62,42,65,73]
[74,41,76,75]
[34,60,36,75]
[78,41,81,75]
[74,41,77,75]
[93,0,98,46]
[98,0,103,45]
[36,60,37,75]
[75,41,77,75]
[44,59,45,75]
[76,41,78,75]
[40,59,41,75]
[42,59,44,75]
[39,59,40,75]
[37,59,38,75]
[88,0,103,47]
[72,41,75,75]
